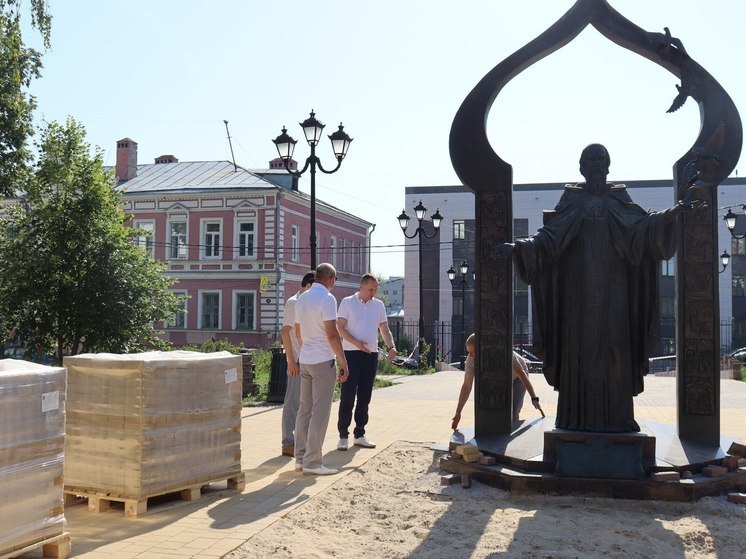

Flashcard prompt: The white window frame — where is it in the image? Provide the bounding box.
[235,219,256,260]
[167,290,188,329]
[454,220,465,240]
[291,225,299,262]
[330,236,337,267]
[201,218,223,260]
[232,290,256,330]
[358,242,364,273]
[199,290,221,329]
[133,220,155,256]
[662,256,676,277]
[339,238,345,271]
[168,218,188,260]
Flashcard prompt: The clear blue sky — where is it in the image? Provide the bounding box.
[25,0,746,277]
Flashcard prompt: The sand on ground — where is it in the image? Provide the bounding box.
[226,441,745,559]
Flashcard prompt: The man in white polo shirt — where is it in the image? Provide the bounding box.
[336,273,397,451]
[294,263,348,475]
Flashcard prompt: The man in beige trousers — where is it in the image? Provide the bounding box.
[294,263,348,475]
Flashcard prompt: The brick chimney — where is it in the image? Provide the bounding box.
[155,154,178,164]
[269,157,297,171]
[269,157,299,190]
[116,138,138,181]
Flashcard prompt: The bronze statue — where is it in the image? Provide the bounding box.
[499,144,700,432]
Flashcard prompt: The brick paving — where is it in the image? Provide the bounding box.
[24,372,746,559]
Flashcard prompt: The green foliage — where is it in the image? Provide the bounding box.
[377,356,402,375]
[0,1,51,47]
[244,349,270,403]
[374,273,389,309]
[418,339,432,370]
[0,1,51,196]
[396,332,414,355]
[376,352,433,376]
[0,16,39,196]
[181,338,244,354]
[374,377,393,389]
[0,118,179,363]
[245,350,397,405]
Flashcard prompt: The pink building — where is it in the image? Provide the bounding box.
[115,138,373,348]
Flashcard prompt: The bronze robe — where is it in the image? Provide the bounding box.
[513,183,677,432]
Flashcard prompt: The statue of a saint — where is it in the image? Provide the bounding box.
[499,144,696,432]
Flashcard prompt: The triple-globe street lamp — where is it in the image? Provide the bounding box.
[272,111,353,269]
[398,201,443,362]
[720,205,746,273]
[447,260,474,369]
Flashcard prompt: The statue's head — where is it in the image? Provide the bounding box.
[579,143,610,183]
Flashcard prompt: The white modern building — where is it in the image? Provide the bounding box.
[404,177,746,361]
[380,276,404,316]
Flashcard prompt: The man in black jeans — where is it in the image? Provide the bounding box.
[335,274,397,450]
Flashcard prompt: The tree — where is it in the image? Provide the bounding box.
[374,273,389,308]
[0,118,179,363]
[0,0,51,196]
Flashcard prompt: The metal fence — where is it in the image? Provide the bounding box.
[387,320,455,362]
[387,320,535,364]
[386,319,743,367]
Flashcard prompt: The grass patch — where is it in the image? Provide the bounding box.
[244,349,397,406]
[377,355,433,376]
[374,377,394,389]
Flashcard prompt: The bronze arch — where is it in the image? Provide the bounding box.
[449,0,742,443]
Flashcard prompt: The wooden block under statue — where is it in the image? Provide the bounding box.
[0,360,68,556]
[543,430,656,480]
[63,351,243,500]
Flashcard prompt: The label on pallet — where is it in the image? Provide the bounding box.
[41,390,60,412]
[225,368,238,384]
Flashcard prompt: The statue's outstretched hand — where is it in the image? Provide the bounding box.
[497,243,515,258]
[679,182,709,211]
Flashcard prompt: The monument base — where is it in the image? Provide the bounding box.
[441,418,746,501]
[545,430,652,480]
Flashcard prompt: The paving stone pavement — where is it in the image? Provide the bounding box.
[21,371,746,559]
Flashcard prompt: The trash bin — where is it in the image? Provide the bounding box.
[267,347,288,402]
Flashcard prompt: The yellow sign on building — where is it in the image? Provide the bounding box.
[260,275,270,294]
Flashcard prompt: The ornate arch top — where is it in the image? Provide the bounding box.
[449,0,742,192]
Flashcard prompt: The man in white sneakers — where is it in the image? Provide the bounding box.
[294,263,349,475]
[336,273,397,451]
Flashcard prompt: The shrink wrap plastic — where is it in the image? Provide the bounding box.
[0,360,66,553]
[63,351,242,498]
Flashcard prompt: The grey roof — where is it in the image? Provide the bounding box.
[115,161,277,194]
[112,159,373,228]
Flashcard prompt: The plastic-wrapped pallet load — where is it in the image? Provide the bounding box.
[63,351,242,502]
[0,359,67,555]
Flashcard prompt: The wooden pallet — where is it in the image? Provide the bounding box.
[0,532,71,559]
[64,471,245,519]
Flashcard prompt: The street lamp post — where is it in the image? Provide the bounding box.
[719,251,731,273]
[447,260,473,369]
[272,111,353,268]
[721,206,746,273]
[398,201,443,364]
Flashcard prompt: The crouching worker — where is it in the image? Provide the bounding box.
[451,334,541,430]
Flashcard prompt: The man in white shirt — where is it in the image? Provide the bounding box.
[279,271,315,457]
[294,263,348,475]
[336,274,396,451]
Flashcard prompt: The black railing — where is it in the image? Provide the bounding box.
[385,318,744,367]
